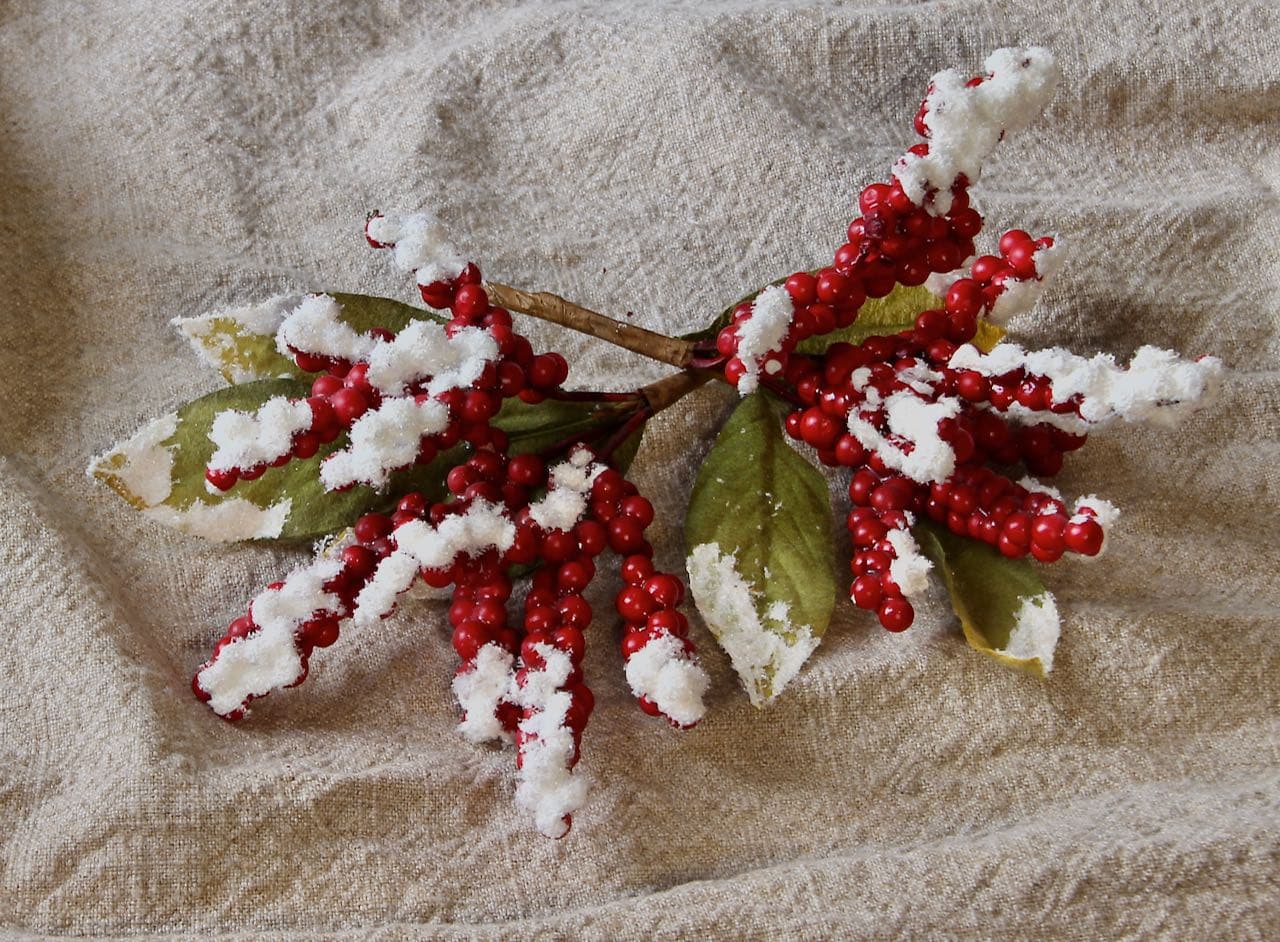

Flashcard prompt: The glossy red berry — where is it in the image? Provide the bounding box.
[878,597,914,632]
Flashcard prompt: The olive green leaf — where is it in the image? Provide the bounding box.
[172,292,445,384]
[90,384,649,543]
[685,278,1005,354]
[915,520,1060,675]
[684,391,837,706]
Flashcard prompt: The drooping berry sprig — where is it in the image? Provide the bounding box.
[91,44,1223,840]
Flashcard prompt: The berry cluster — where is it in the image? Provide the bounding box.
[706,49,1218,636]
[713,51,1061,396]
[203,262,569,495]
[102,44,1221,842]
[196,442,707,836]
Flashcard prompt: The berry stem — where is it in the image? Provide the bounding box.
[638,369,713,413]
[598,406,652,461]
[486,283,696,368]
[545,389,642,404]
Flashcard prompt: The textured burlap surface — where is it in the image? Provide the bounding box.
[1,1,1277,938]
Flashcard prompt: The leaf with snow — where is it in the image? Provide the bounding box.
[915,520,1061,675]
[90,386,649,543]
[684,391,837,706]
[173,293,446,384]
[88,379,449,541]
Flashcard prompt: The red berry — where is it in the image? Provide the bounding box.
[1064,518,1105,556]
[859,183,892,214]
[643,573,683,608]
[620,495,654,528]
[552,626,586,662]
[528,353,569,390]
[461,389,498,423]
[523,606,556,634]
[311,374,343,398]
[799,408,840,449]
[557,594,592,628]
[851,574,882,610]
[878,597,914,632]
[541,529,578,563]
[472,599,506,630]
[608,516,647,554]
[302,617,340,648]
[647,609,688,638]
[816,270,852,305]
[329,388,368,425]
[621,554,654,585]
[998,229,1034,256]
[716,328,740,358]
[452,620,491,660]
[205,467,237,491]
[575,519,608,557]
[557,560,593,595]
[354,513,392,543]
[785,272,818,306]
[1030,513,1068,552]
[507,453,545,487]
[617,586,657,622]
[452,283,489,319]
[341,544,378,579]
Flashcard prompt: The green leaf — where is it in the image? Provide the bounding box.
[685,277,1005,354]
[88,379,453,542]
[795,286,937,353]
[90,385,647,543]
[914,520,1060,675]
[172,292,445,384]
[490,396,634,458]
[684,391,837,706]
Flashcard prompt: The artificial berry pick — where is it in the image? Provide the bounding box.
[89,45,1221,837]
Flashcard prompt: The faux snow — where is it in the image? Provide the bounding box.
[885,527,933,598]
[528,448,603,533]
[999,592,1061,671]
[365,322,498,398]
[197,557,345,716]
[207,396,314,473]
[948,342,1223,427]
[353,500,516,624]
[147,496,292,542]
[513,643,588,839]
[987,242,1066,324]
[367,211,469,289]
[319,397,450,491]
[275,294,377,362]
[452,642,516,744]
[173,293,304,382]
[848,390,962,484]
[686,542,819,706]
[734,285,795,395]
[623,633,709,727]
[896,46,1059,215]
[87,413,178,507]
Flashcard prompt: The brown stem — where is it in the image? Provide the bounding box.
[486,282,696,368]
[545,389,641,404]
[638,369,714,413]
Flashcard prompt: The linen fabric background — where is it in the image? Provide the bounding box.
[1,0,1277,938]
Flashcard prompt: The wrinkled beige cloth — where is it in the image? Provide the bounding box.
[1,1,1277,938]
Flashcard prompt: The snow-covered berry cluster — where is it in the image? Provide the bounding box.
[197,401,707,836]
[203,229,569,495]
[706,47,1223,634]
[716,47,1059,395]
[88,43,1225,842]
